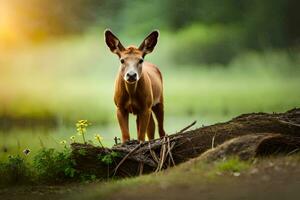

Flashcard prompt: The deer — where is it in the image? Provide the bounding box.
[104,29,166,143]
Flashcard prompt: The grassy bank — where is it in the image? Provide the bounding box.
[1,154,299,200]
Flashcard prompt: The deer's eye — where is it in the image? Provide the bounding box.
[120,59,125,64]
[138,58,144,64]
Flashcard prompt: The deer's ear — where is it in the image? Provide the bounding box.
[104,29,125,56]
[139,30,159,55]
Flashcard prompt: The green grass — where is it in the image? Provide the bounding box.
[215,157,250,173]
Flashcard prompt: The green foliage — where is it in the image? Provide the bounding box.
[78,149,87,156]
[0,146,103,185]
[79,174,97,182]
[116,0,166,35]
[33,148,77,182]
[154,0,297,48]
[0,155,32,185]
[172,24,245,64]
[98,151,121,165]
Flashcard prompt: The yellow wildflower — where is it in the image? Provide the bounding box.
[70,135,75,142]
[94,134,104,147]
[60,140,67,145]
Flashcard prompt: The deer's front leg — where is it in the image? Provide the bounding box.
[117,108,130,143]
[137,108,151,142]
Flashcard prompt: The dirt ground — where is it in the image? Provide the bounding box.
[103,161,300,200]
[1,155,299,200]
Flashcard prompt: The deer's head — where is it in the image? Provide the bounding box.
[105,29,159,84]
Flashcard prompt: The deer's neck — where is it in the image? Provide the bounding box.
[125,81,138,98]
[124,72,145,98]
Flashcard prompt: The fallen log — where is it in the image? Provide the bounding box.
[71,108,300,178]
[197,133,300,162]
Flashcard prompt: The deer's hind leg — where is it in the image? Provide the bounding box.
[147,113,155,140]
[152,103,166,138]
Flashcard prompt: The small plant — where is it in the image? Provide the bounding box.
[33,148,77,182]
[78,149,87,156]
[70,135,76,143]
[94,134,104,147]
[0,155,32,185]
[60,140,67,148]
[99,151,121,165]
[76,119,90,144]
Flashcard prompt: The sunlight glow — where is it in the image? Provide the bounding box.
[0,2,20,45]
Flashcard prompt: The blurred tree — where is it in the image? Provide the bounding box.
[285,0,300,46]
[6,0,124,41]
[115,0,166,37]
[2,0,299,53]
[163,0,298,48]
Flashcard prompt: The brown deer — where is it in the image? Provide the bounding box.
[104,29,166,143]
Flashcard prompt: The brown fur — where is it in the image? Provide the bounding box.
[105,29,165,142]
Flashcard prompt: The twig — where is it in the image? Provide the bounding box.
[177,120,197,134]
[155,137,164,172]
[138,162,144,175]
[167,137,176,166]
[287,148,299,156]
[278,120,300,128]
[211,133,216,149]
[156,136,168,172]
[148,143,159,164]
[113,143,143,176]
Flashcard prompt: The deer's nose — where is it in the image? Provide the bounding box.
[126,71,137,82]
